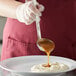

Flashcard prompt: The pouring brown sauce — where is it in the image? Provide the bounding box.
[37,38,55,67]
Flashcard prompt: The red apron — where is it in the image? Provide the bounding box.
[1,0,76,61]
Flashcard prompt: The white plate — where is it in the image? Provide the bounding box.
[0,55,76,76]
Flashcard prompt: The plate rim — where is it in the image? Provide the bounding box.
[0,55,76,74]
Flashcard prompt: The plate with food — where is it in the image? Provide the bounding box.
[0,55,76,76]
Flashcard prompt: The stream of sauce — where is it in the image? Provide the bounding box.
[37,38,55,67]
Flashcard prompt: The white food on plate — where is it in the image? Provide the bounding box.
[31,62,69,72]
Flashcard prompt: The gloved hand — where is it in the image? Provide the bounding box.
[16,1,44,25]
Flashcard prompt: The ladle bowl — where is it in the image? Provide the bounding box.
[37,38,55,52]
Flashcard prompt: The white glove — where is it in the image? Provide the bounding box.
[16,1,44,25]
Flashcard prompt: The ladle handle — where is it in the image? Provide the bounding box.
[35,16,41,39]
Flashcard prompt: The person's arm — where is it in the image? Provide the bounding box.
[0,0,23,19]
[0,0,44,25]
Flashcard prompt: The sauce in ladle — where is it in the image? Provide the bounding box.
[37,38,55,67]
